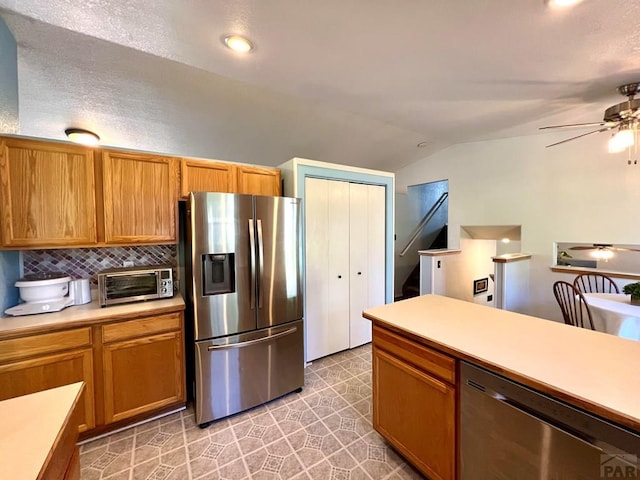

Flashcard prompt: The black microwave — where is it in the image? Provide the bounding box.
[97,266,174,307]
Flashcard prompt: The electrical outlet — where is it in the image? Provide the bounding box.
[437,260,441,268]
[123,261,134,267]
[487,294,493,302]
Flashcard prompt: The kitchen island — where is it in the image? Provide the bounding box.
[363,295,640,480]
[1,382,84,480]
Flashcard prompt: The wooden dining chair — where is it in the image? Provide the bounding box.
[573,273,619,294]
[553,281,595,329]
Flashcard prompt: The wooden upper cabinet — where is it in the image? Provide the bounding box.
[0,137,97,248]
[101,150,178,244]
[236,165,282,196]
[180,158,237,198]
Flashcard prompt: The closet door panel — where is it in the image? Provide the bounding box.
[349,183,372,348]
[327,180,351,356]
[304,178,350,361]
[368,184,387,310]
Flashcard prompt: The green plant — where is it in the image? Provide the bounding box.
[623,282,640,297]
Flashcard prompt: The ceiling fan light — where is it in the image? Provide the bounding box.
[608,129,634,153]
[591,249,614,260]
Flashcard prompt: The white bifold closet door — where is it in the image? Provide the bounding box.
[304,177,385,362]
[348,182,386,348]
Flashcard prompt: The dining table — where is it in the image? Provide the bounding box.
[582,293,640,341]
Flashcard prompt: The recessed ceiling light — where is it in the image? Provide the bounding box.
[64,128,100,146]
[545,0,584,7]
[223,34,254,53]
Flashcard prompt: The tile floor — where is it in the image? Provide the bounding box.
[79,344,424,480]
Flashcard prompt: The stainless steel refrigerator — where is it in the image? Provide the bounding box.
[185,192,304,426]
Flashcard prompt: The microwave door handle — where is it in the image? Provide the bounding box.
[155,270,161,295]
[248,219,256,310]
[256,219,264,309]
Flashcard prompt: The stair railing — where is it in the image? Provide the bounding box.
[399,192,448,257]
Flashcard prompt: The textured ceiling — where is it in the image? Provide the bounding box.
[1,0,640,171]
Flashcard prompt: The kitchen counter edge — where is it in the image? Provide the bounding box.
[0,295,186,340]
[363,295,640,433]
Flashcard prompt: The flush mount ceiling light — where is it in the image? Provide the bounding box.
[64,128,100,146]
[222,34,254,53]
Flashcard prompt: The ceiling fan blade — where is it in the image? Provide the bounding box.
[545,126,613,148]
[568,246,596,250]
[612,247,640,253]
[539,122,607,130]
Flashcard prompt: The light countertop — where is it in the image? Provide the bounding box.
[363,294,640,431]
[0,382,84,480]
[0,295,185,339]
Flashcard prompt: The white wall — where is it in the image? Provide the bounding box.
[435,239,496,306]
[0,17,18,132]
[395,131,640,321]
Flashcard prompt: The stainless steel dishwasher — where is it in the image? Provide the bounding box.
[460,362,639,479]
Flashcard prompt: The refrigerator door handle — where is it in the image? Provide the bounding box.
[207,326,298,351]
[248,219,256,310]
[256,219,265,308]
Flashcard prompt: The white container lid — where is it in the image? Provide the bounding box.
[15,273,71,288]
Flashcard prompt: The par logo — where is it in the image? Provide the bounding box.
[600,454,638,479]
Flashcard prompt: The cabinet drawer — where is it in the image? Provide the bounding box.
[0,328,92,363]
[372,325,455,384]
[102,313,182,343]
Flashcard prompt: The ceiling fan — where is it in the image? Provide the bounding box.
[540,82,640,158]
[568,243,640,253]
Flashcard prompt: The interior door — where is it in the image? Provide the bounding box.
[304,177,350,361]
[254,195,303,329]
[349,183,386,348]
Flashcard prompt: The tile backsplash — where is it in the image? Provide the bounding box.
[23,245,177,287]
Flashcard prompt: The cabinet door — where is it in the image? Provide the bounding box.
[373,346,455,480]
[102,150,178,244]
[0,349,95,432]
[304,177,350,361]
[180,158,237,198]
[0,137,97,247]
[102,330,184,423]
[349,183,386,348]
[236,165,281,196]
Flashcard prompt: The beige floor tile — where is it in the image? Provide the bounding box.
[79,344,423,480]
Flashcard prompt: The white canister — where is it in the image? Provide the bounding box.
[69,279,92,305]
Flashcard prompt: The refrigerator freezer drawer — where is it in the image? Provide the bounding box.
[194,319,304,425]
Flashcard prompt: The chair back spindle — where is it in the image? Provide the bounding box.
[573,273,619,294]
[553,281,595,330]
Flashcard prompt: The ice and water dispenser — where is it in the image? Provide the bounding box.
[202,254,235,295]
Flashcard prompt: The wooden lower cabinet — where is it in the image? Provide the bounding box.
[372,326,456,480]
[0,329,95,432]
[0,309,185,437]
[102,326,184,423]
